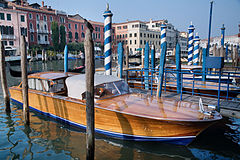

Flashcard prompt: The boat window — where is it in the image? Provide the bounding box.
[36,79,43,91]
[28,78,36,90]
[35,79,50,92]
[94,80,131,99]
[49,79,65,93]
[113,80,130,95]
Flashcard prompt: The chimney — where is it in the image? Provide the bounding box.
[42,1,44,7]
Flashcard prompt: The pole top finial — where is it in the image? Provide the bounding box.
[221,24,225,30]
[106,3,109,10]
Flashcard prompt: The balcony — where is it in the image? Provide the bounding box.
[38,40,50,45]
[0,34,16,40]
[37,29,49,34]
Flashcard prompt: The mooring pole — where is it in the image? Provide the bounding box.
[157,43,167,98]
[187,22,195,65]
[199,48,203,66]
[84,19,95,160]
[226,44,229,62]
[64,45,68,72]
[141,48,144,68]
[202,48,207,81]
[207,1,214,56]
[0,41,10,112]
[144,42,149,90]
[175,43,181,94]
[103,3,113,75]
[151,44,155,69]
[126,46,129,69]
[21,36,29,125]
[117,42,123,78]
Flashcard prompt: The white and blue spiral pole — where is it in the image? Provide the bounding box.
[103,4,113,75]
[193,33,200,65]
[160,24,167,49]
[188,22,195,65]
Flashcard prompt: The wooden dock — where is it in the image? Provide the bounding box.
[132,88,240,119]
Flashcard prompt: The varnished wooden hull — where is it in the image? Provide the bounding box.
[10,87,219,145]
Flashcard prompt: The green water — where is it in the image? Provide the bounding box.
[0,60,240,159]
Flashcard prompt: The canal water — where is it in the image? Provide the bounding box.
[0,60,240,159]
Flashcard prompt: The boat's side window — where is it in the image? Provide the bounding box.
[49,79,65,93]
[42,80,49,92]
[36,79,43,91]
[28,78,36,90]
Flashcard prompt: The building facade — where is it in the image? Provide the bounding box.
[7,0,104,51]
[113,19,187,57]
[0,1,28,56]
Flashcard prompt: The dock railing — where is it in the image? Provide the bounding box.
[125,68,240,110]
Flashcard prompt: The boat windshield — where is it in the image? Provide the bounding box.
[94,80,131,99]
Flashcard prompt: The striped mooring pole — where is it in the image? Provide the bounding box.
[221,24,225,46]
[188,22,195,65]
[193,33,200,65]
[103,3,113,75]
[160,24,167,49]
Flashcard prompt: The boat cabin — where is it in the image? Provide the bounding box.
[24,72,131,100]
[26,72,77,96]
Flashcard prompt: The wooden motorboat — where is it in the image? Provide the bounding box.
[9,71,222,145]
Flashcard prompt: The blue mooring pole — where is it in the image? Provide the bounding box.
[64,45,68,73]
[144,42,150,90]
[117,42,123,78]
[202,48,207,81]
[151,44,155,69]
[157,43,167,98]
[221,24,225,46]
[207,1,214,56]
[175,43,181,94]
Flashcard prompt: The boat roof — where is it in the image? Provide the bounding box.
[66,74,122,99]
[28,72,78,81]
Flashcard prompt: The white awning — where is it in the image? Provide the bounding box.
[66,74,121,99]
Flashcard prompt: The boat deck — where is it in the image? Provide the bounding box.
[96,93,220,122]
[132,88,240,119]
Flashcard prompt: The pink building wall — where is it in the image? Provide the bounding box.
[0,7,27,55]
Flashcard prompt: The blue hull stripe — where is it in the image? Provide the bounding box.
[11,98,196,145]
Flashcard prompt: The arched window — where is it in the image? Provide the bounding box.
[29,23,33,30]
[75,32,79,40]
[69,31,72,39]
[81,32,85,38]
